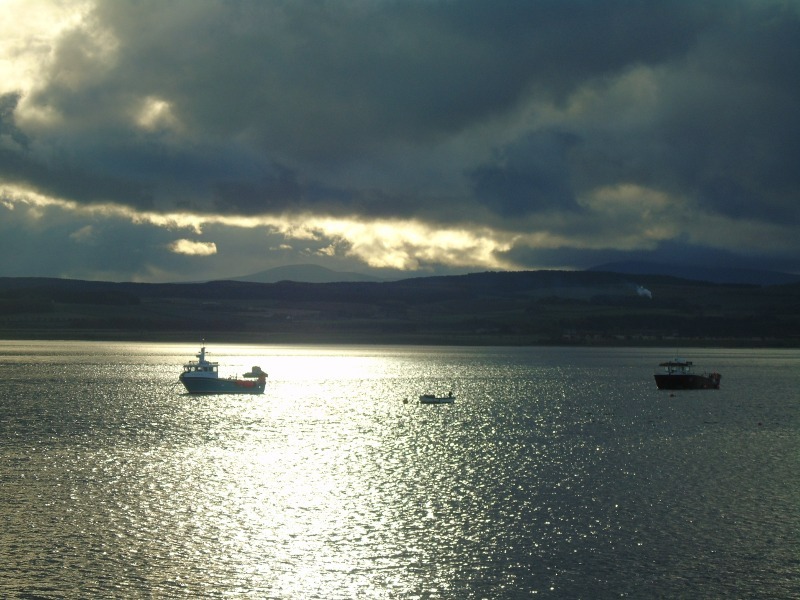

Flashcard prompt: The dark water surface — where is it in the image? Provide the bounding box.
[1,342,798,598]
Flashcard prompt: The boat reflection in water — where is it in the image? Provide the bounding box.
[179,343,267,394]
[654,358,721,390]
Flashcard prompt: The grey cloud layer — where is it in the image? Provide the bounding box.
[3,0,800,273]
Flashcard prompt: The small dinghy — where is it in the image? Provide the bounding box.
[419,392,455,404]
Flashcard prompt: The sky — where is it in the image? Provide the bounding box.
[1,0,799,283]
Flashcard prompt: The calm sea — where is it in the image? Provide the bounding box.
[1,341,798,599]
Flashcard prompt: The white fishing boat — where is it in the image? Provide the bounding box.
[179,343,267,394]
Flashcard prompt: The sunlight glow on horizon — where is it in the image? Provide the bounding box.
[0,183,517,273]
[3,180,795,281]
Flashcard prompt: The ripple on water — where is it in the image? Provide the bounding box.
[0,343,798,598]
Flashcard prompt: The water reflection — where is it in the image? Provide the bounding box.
[1,342,798,597]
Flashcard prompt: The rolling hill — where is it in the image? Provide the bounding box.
[1,270,798,346]
[230,264,384,283]
[589,261,800,286]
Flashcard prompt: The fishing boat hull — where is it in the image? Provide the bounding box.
[180,374,266,395]
[654,373,721,390]
[654,358,720,390]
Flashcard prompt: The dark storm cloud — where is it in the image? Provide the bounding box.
[468,3,800,226]
[89,1,697,149]
[213,163,302,214]
[470,130,580,216]
[0,92,30,150]
[646,4,800,223]
[11,1,714,211]
[2,0,799,279]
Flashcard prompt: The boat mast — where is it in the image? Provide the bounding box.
[197,339,207,363]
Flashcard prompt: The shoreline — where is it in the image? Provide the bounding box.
[1,329,796,348]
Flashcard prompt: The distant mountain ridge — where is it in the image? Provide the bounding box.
[232,261,800,286]
[589,261,800,286]
[229,264,384,283]
[1,269,799,345]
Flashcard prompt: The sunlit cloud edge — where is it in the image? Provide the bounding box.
[2,183,796,275]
